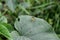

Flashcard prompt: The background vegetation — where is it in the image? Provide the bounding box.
[0,0,60,39]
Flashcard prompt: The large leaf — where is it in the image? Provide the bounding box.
[0,24,11,40]
[14,15,59,40]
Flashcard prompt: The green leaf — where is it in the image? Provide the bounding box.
[5,0,16,12]
[31,2,54,9]
[0,12,2,17]
[19,4,30,15]
[0,23,14,32]
[14,15,59,40]
[0,24,11,39]
[0,3,2,10]
[0,37,2,40]
[0,16,7,23]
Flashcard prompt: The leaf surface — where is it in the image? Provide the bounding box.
[14,15,59,40]
[0,24,11,39]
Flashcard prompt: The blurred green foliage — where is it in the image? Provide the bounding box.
[0,0,60,35]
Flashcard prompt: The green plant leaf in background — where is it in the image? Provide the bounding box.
[0,15,13,40]
[0,16,7,23]
[31,2,54,9]
[0,2,2,10]
[21,2,31,9]
[14,15,60,40]
[0,23,14,32]
[0,24,11,40]
[5,0,16,12]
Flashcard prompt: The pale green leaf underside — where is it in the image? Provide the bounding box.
[21,2,31,8]
[0,16,7,23]
[11,31,31,40]
[14,15,59,40]
[5,0,16,12]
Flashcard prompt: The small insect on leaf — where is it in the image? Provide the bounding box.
[31,16,35,22]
